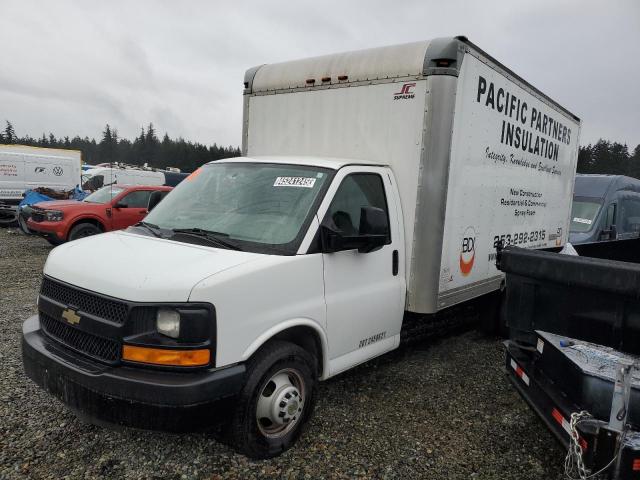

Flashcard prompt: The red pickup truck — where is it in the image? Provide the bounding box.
[28,185,172,245]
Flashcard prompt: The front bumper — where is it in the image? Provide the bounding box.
[27,220,66,242]
[22,315,246,432]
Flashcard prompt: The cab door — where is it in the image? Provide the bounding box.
[318,166,405,375]
[110,189,153,230]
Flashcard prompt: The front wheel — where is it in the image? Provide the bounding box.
[68,222,101,241]
[230,341,317,459]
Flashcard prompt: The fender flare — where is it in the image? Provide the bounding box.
[66,215,106,237]
[241,319,330,380]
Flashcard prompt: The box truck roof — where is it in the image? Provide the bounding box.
[245,36,579,123]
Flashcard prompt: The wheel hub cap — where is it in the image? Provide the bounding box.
[256,369,305,437]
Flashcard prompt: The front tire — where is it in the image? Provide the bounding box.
[230,341,317,459]
[68,222,101,241]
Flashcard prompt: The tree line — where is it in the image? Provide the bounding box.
[0,121,240,173]
[577,140,640,178]
[1,120,638,178]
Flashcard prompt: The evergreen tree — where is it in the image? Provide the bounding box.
[99,124,118,164]
[4,121,16,143]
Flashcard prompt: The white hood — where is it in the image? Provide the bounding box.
[43,231,264,302]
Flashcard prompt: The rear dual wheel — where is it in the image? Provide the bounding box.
[230,341,317,459]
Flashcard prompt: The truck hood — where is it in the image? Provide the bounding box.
[33,200,84,209]
[43,230,264,302]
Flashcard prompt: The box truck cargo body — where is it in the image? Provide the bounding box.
[243,36,581,313]
[22,37,581,458]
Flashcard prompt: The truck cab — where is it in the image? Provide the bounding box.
[570,174,640,244]
[23,156,406,458]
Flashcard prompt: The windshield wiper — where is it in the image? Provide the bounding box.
[134,221,163,238]
[171,228,242,251]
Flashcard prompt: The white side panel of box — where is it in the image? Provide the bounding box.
[246,81,428,274]
[437,54,580,308]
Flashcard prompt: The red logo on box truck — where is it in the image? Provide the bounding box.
[393,83,416,100]
[460,227,476,276]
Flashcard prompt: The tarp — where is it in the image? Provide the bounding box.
[19,186,88,207]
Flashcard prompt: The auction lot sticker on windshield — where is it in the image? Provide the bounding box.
[573,217,592,225]
[274,176,316,188]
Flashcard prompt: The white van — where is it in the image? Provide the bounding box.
[82,166,187,190]
[0,145,82,225]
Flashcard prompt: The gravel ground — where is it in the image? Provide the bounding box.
[0,228,565,479]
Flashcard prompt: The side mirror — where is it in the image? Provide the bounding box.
[359,206,389,236]
[147,191,164,212]
[113,201,127,209]
[321,206,389,253]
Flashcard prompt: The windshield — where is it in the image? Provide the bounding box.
[570,198,602,233]
[83,186,124,204]
[144,162,332,254]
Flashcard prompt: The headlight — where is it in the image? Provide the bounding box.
[45,210,64,222]
[156,308,180,338]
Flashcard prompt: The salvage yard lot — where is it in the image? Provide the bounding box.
[0,228,564,479]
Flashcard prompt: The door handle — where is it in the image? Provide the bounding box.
[392,250,399,276]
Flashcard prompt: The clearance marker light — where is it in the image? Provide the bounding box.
[122,345,210,367]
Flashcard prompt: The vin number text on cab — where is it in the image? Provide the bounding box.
[493,230,546,248]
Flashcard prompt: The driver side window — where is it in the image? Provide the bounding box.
[120,190,153,208]
[325,173,390,242]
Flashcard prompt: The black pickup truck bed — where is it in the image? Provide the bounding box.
[498,240,640,479]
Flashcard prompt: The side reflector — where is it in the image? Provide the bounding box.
[509,359,530,386]
[552,408,588,451]
[122,345,210,366]
[337,75,348,81]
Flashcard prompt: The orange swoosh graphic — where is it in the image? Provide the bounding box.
[459,252,475,276]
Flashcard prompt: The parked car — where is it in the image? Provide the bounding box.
[569,174,640,244]
[27,184,172,244]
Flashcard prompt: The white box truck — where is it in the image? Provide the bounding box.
[0,145,82,225]
[22,36,580,458]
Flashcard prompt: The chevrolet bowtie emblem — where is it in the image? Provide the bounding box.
[61,308,81,325]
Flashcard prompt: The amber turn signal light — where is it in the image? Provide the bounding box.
[122,345,210,367]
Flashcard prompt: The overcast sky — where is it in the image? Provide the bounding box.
[1,0,638,149]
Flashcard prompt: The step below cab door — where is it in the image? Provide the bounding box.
[315,166,405,376]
